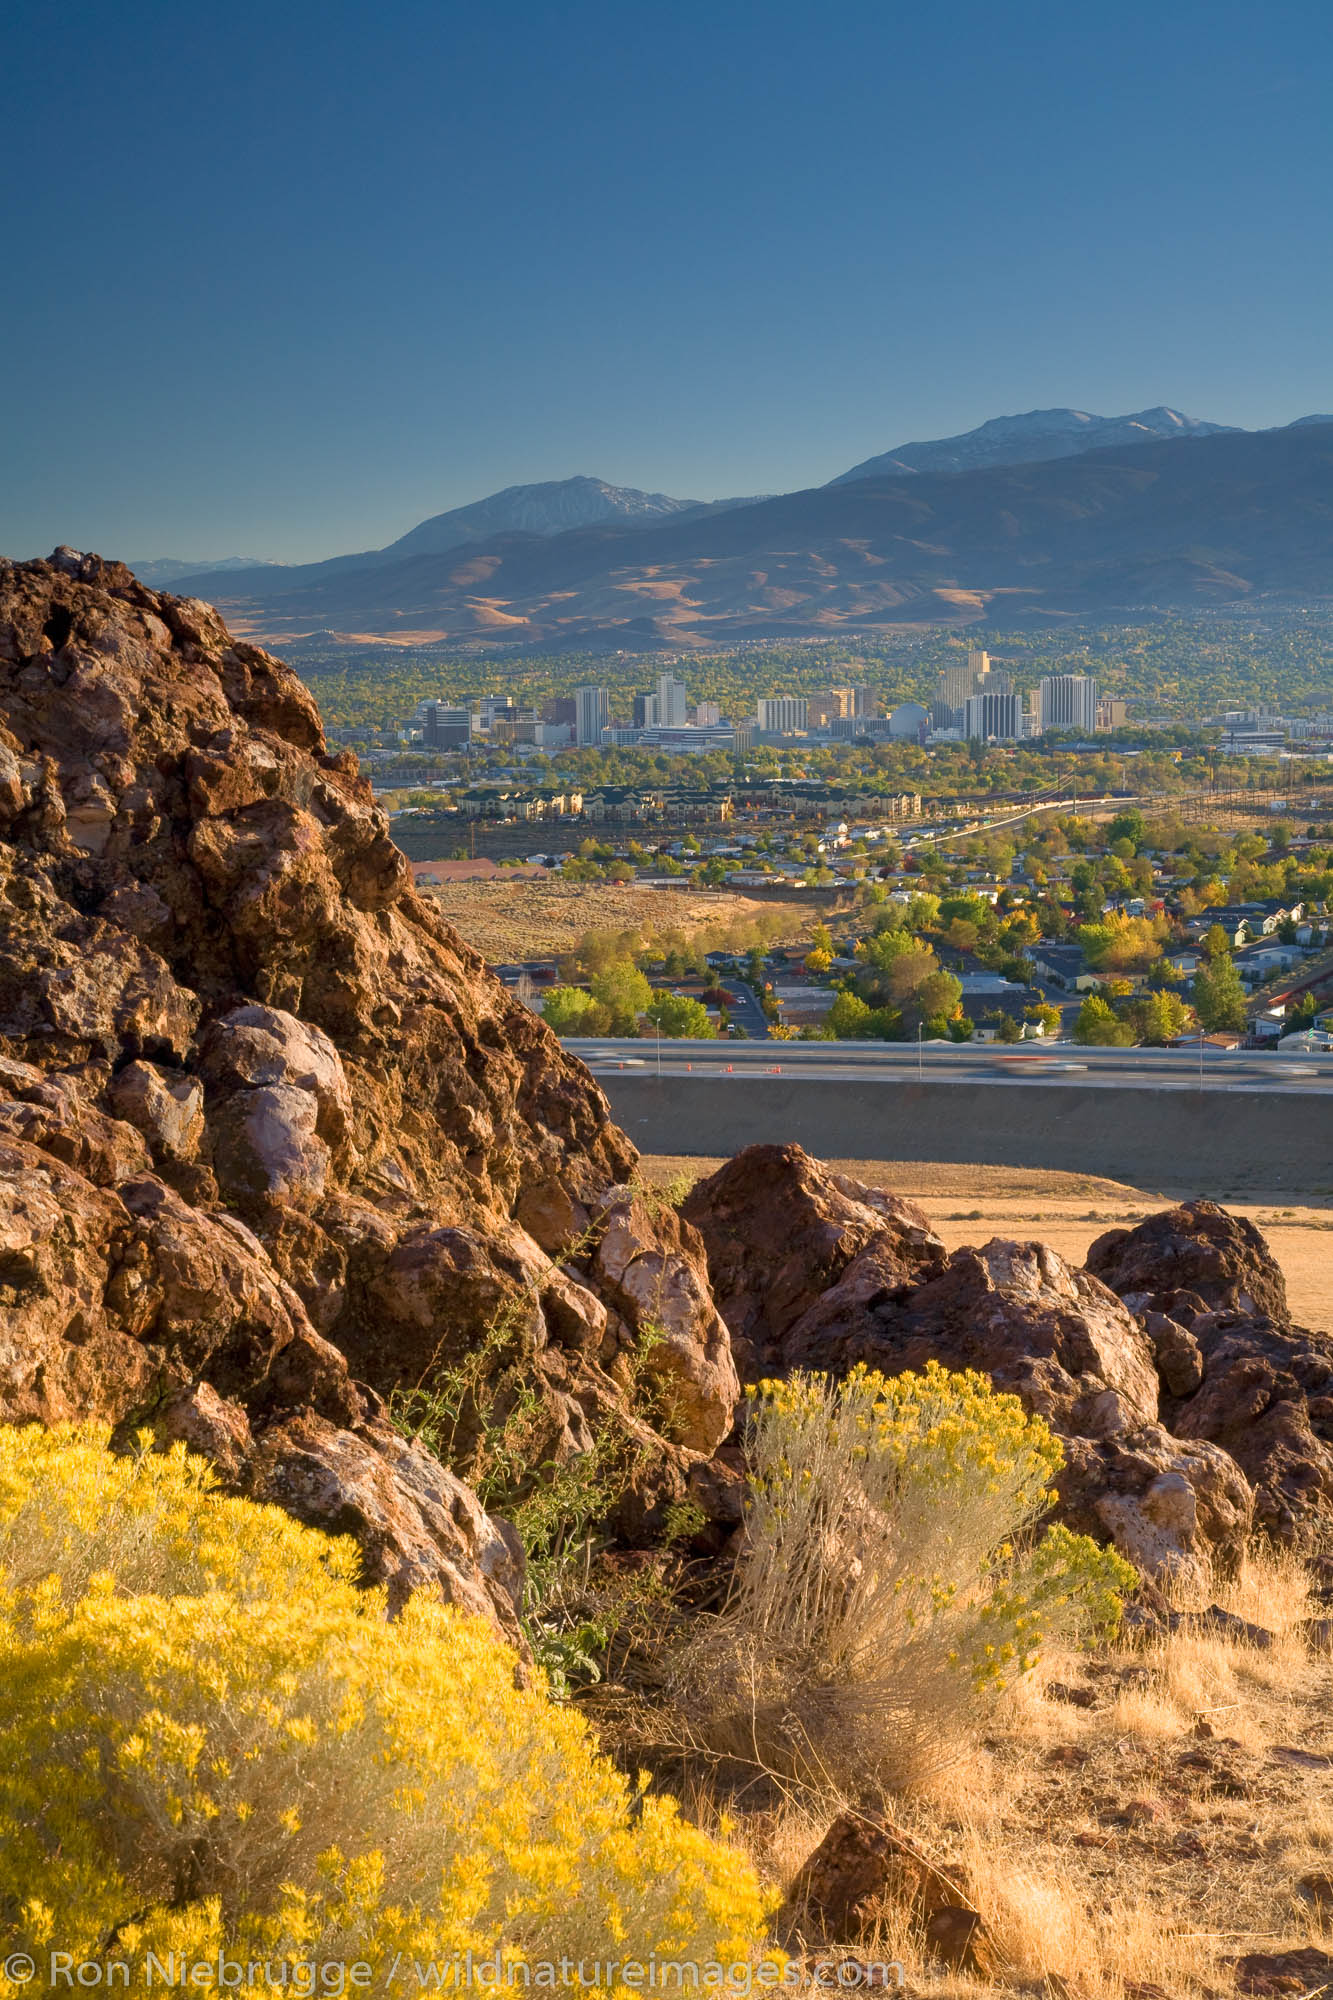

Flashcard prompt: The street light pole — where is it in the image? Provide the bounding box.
[917,1021,923,1083]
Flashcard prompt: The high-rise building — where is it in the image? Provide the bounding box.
[1095,696,1129,732]
[806,687,855,727]
[574,686,610,746]
[1038,674,1099,735]
[542,696,577,728]
[967,649,991,679]
[656,673,688,727]
[421,703,472,749]
[632,691,658,727]
[694,699,722,727]
[757,696,808,735]
[852,685,877,718]
[732,719,757,754]
[937,662,978,711]
[963,690,1022,742]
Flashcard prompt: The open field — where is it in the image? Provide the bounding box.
[422,877,827,960]
[640,1156,1333,1332]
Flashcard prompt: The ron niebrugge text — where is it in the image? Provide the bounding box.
[37,1954,904,1994]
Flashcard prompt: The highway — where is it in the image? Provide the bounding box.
[565,1037,1333,1188]
[565,1038,1333,1096]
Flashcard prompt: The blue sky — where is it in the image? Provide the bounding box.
[4,0,1332,563]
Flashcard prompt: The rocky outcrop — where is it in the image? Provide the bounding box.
[691,1168,1254,1577]
[0,551,737,1631]
[1090,1201,1333,1543]
[795,1234,1253,1578]
[1088,1200,1290,1328]
[1170,1312,1333,1542]
[681,1145,945,1380]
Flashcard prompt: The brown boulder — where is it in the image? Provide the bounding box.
[584,1188,738,1453]
[779,1813,989,1971]
[681,1144,944,1379]
[1056,1428,1252,1579]
[788,1237,1162,1436]
[1087,1199,1290,1329]
[1169,1311,1333,1541]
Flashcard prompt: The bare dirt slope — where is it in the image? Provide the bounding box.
[641,1156,1333,1334]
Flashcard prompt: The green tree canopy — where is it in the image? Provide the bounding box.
[1072,994,1134,1046]
[646,991,716,1039]
[1194,950,1247,1032]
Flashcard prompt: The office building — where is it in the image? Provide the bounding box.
[806,687,855,727]
[421,703,472,749]
[656,673,689,728]
[694,699,722,727]
[963,690,1022,742]
[1038,674,1099,734]
[632,691,658,727]
[1096,697,1129,732]
[574,685,610,746]
[757,696,808,735]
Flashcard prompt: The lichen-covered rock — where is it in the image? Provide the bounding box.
[1088,1200,1290,1328]
[585,1188,738,1453]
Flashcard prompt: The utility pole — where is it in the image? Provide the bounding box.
[917,1021,923,1083]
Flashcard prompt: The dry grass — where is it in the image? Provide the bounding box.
[715,1544,1333,2000]
[421,878,829,960]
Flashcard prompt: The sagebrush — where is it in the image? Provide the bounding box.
[0,1426,772,1983]
[674,1362,1134,1794]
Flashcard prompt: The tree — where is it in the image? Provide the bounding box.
[1130,990,1194,1045]
[1025,1002,1063,1037]
[1194,949,1247,1032]
[827,991,899,1040]
[589,959,652,1034]
[646,990,716,1038]
[1107,808,1146,850]
[541,986,611,1035]
[994,1012,1022,1043]
[1077,914,1166,974]
[1072,994,1134,1046]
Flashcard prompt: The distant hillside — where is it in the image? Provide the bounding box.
[127,555,282,588]
[164,478,763,602]
[382,477,702,558]
[180,421,1333,646]
[829,406,1237,484]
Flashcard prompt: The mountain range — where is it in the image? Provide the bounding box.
[124,408,1333,643]
[826,405,1238,484]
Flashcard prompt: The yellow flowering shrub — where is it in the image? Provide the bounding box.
[0,1426,771,1991]
[679,1363,1133,1792]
